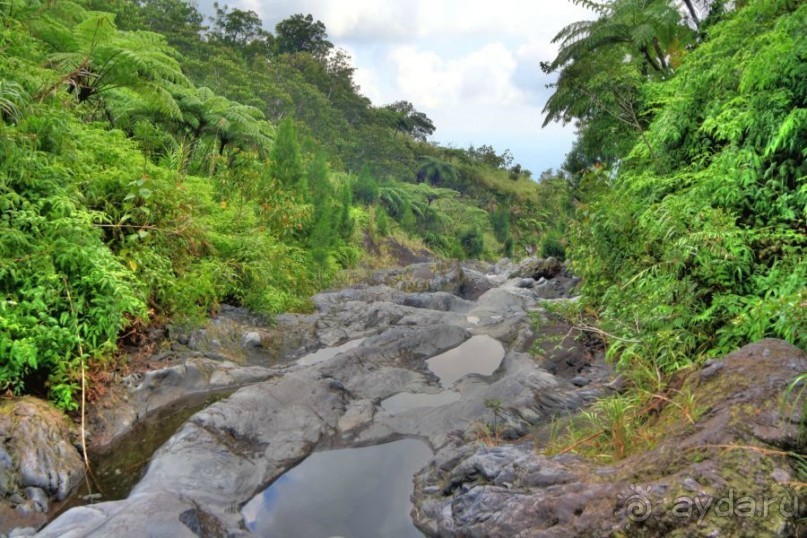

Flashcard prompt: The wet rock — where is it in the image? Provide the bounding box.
[35,259,604,537]
[39,371,348,537]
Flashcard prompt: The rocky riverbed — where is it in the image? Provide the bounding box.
[1,258,804,537]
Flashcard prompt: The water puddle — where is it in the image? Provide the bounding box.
[426,335,505,387]
[53,392,230,517]
[242,439,431,537]
[381,390,461,413]
[297,338,365,366]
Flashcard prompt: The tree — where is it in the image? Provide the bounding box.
[275,13,333,58]
[417,155,458,186]
[353,164,379,204]
[570,0,807,371]
[210,3,263,46]
[541,0,693,166]
[383,100,436,141]
[490,202,511,244]
[305,151,335,276]
[116,0,206,53]
[460,228,484,259]
[36,10,189,109]
[269,117,304,187]
[547,0,689,77]
[466,144,511,169]
[337,182,354,241]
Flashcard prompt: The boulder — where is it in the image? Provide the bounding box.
[510,257,563,280]
[0,398,85,536]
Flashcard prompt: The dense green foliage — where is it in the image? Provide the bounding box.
[547,0,806,375]
[0,0,567,408]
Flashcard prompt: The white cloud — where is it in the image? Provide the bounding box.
[387,42,522,108]
[203,0,591,42]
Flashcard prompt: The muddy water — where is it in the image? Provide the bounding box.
[426,334,505,386]
[241,439,431,538]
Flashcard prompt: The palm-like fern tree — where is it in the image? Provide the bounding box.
[32,8,188,111]
[0,80,30,123]
[417,155,458,187]
[547,0,689,76]
[170,86,274,155]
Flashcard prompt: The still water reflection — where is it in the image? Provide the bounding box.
[426,334,505,387]
[241,439,431,538]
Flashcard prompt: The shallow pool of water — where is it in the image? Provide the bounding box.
[426,334,505,387]
[241,439,431,538]
[381,390,461,413]
[53,391,230,519]
[296,338,365,366]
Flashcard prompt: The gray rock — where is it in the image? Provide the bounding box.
[338,399,375,437]
[23,488,48,513]
[413,339,807,538]
[459,269,496,300]
[240,331,262,348]
[89,358,276,448]
[40,372,348,537]
[0,399,84,504]
[509,257,562,280]
[682,477,702,492]
[517,278,535,289]
[570,376,590,387]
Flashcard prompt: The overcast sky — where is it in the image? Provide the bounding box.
[197,0,593,174]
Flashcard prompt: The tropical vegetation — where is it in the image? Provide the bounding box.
[542,0,805,457]
[0,0,566,408]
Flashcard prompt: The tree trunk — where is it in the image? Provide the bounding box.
[642,46,663,73]
[682,0,700,29]
[652,38,669,73]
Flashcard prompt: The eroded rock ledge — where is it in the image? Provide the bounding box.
[413,339,807,538]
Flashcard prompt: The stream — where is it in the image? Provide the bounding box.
[34,260,593,538]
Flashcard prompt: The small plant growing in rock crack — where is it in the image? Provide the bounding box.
[472,399,505,447]
[485,398,504,430]
[472,420,501,447]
